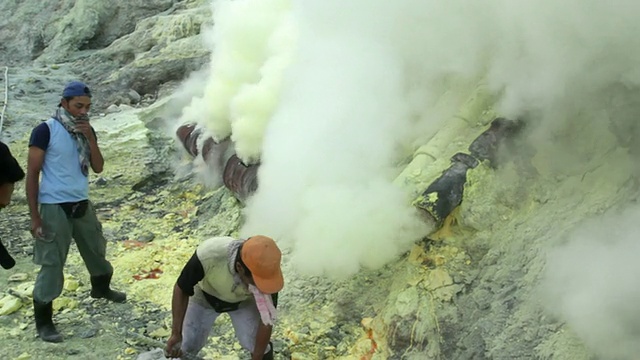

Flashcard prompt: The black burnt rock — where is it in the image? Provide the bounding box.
[468,117,526,168]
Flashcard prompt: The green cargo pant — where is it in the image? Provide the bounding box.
[32,202,113,303]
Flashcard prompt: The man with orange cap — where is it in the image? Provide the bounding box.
[165,235,284,360]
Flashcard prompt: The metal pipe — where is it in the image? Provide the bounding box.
[176,123,201,157]
[178,117,527,216]
[414,117,527,233]
[176,124,259,201]
[413,152,478,224]
[222,154,259,202]
[468,117,526,168]
[201,136,234,173]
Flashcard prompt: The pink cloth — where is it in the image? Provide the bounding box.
[248,284,277,326]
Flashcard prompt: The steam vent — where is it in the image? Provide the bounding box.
[0,1,639,359]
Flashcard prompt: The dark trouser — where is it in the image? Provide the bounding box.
[0,238,15,269]
[32,202,113,303]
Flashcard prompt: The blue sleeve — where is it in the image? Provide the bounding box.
[28,123,50,151]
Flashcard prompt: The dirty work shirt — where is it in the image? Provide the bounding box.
[177,236,278,312]
[28,119,97,204]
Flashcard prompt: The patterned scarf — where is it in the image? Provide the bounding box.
[53,107,91,176]
[248,284,277,326]
[227,239,278,325]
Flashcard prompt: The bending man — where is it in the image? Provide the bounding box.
[166,235,283,359]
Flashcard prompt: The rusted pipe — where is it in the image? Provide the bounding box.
[176,124,259,202]
[468,117,526,168]
[414,152,478,224]
[202,137,235,172]
[178,117,527,209]
[223,154,259,202]
[176,123,202,157]
[415,117,526,223]
[176,123,233,168]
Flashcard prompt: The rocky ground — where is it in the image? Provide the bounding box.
[1,1,638,360]
[0,63,393,358]
[0,98,399,359]
[3,80,628,360]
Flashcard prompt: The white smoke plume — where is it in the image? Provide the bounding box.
[179,0,640,278]
[239,0,441,278]
[178,0,294,165]
[542,207,640,359]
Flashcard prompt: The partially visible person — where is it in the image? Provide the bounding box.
[165,235,284,360]
[0,141,26,269]
[26,81,126,343]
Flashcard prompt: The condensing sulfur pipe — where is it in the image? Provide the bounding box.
[414,117,527,239]
[176,124,259,202]
[177,118,527,232]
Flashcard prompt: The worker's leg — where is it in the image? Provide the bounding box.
[71,201,113,276]
[32,204,73,343]
[72,201,125,302]
[229,303,272,356]
[181,298,220,356]
[33,204,73,303]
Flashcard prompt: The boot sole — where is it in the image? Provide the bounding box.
[90,294,127,303]
[40,334,64,343]
[41,337,63,343]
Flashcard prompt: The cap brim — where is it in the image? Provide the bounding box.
[253,268,284,294]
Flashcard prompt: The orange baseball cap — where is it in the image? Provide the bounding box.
[241,235,284,294]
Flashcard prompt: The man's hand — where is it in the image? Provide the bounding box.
[252,322,273,360]
[74,121,95,142]
[75,120,104,173]
[167,283,190,358]
[30,217,43,238]
[165,333,183,359]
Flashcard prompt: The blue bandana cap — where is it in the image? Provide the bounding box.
[62,81,92,98]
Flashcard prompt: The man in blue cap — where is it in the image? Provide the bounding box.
[26,81,126,343]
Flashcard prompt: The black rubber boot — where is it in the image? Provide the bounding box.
[33,300,63,343]
[90,273,127,303]
[262,342,274,360]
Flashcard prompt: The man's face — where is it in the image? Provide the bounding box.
[62,96,92,118]
[235,262,255,286]
[0,182,15,209]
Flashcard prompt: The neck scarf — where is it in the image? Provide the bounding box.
[227,239,278,325]
[53,107,91,176]
[248,284,277,326]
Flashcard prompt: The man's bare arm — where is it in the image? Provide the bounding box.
[75,122,104,173]
[26,147,44,237]
[165,283,190,358]
[252,322,272,360]
[87,127,104,173]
